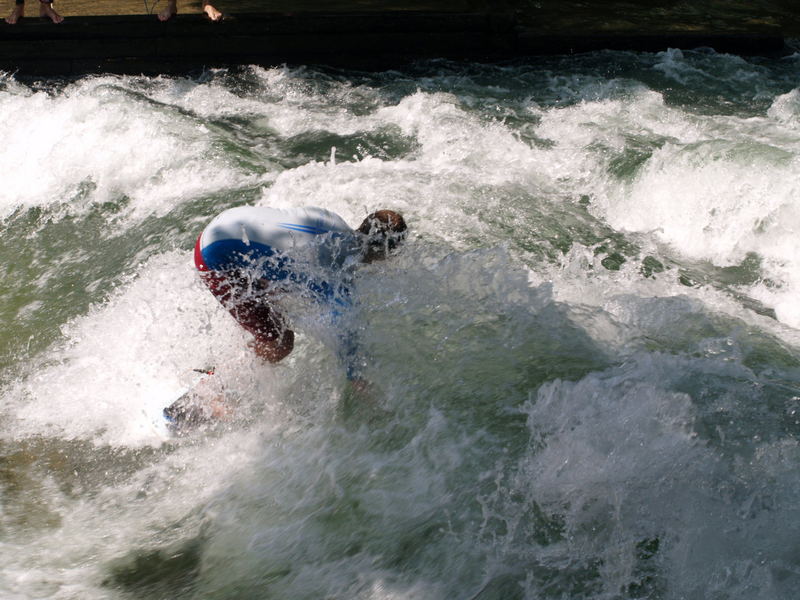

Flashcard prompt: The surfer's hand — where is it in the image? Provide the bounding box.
[209,395,230,419]
[194,374,231,420]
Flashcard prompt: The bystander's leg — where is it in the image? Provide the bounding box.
[158,0,177,21]
[5,0,24,25]
[38,0,63,24]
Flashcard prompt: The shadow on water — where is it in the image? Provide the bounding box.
[0,437,167,533]
[0,434,208,598]
[103,535,205,600]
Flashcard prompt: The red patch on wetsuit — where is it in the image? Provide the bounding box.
[194,233,279,345]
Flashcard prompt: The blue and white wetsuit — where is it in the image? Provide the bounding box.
[194,206,365,378]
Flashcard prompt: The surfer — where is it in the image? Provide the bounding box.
[166,205,405,434]
[5,0,63,24]
[194,205,407,372]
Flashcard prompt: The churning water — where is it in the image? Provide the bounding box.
[2,48,800,599]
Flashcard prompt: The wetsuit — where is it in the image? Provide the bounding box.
[194,205,364,376]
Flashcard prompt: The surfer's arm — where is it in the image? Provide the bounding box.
[230,295,295,363]
[250,326,294,362]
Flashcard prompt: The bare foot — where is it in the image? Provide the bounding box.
[157,0,177,21]
[38,2,63,23]
[39,2,63,23]
[5,4,24,25]
[203,2,222,21]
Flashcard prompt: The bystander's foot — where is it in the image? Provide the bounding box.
[5,4,24,24]
[39,2,63,24]
[158,0,177,21]
[203,2,222,21]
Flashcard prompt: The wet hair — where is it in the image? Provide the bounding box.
[357,210,407,250]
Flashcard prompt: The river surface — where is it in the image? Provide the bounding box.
[2,49,800,599]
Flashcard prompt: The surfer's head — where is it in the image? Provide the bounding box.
[358,210,407,262]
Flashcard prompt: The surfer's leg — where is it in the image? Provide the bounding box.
[158,0,177,21]
[38,0,63,23]
[5,0,24,25]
